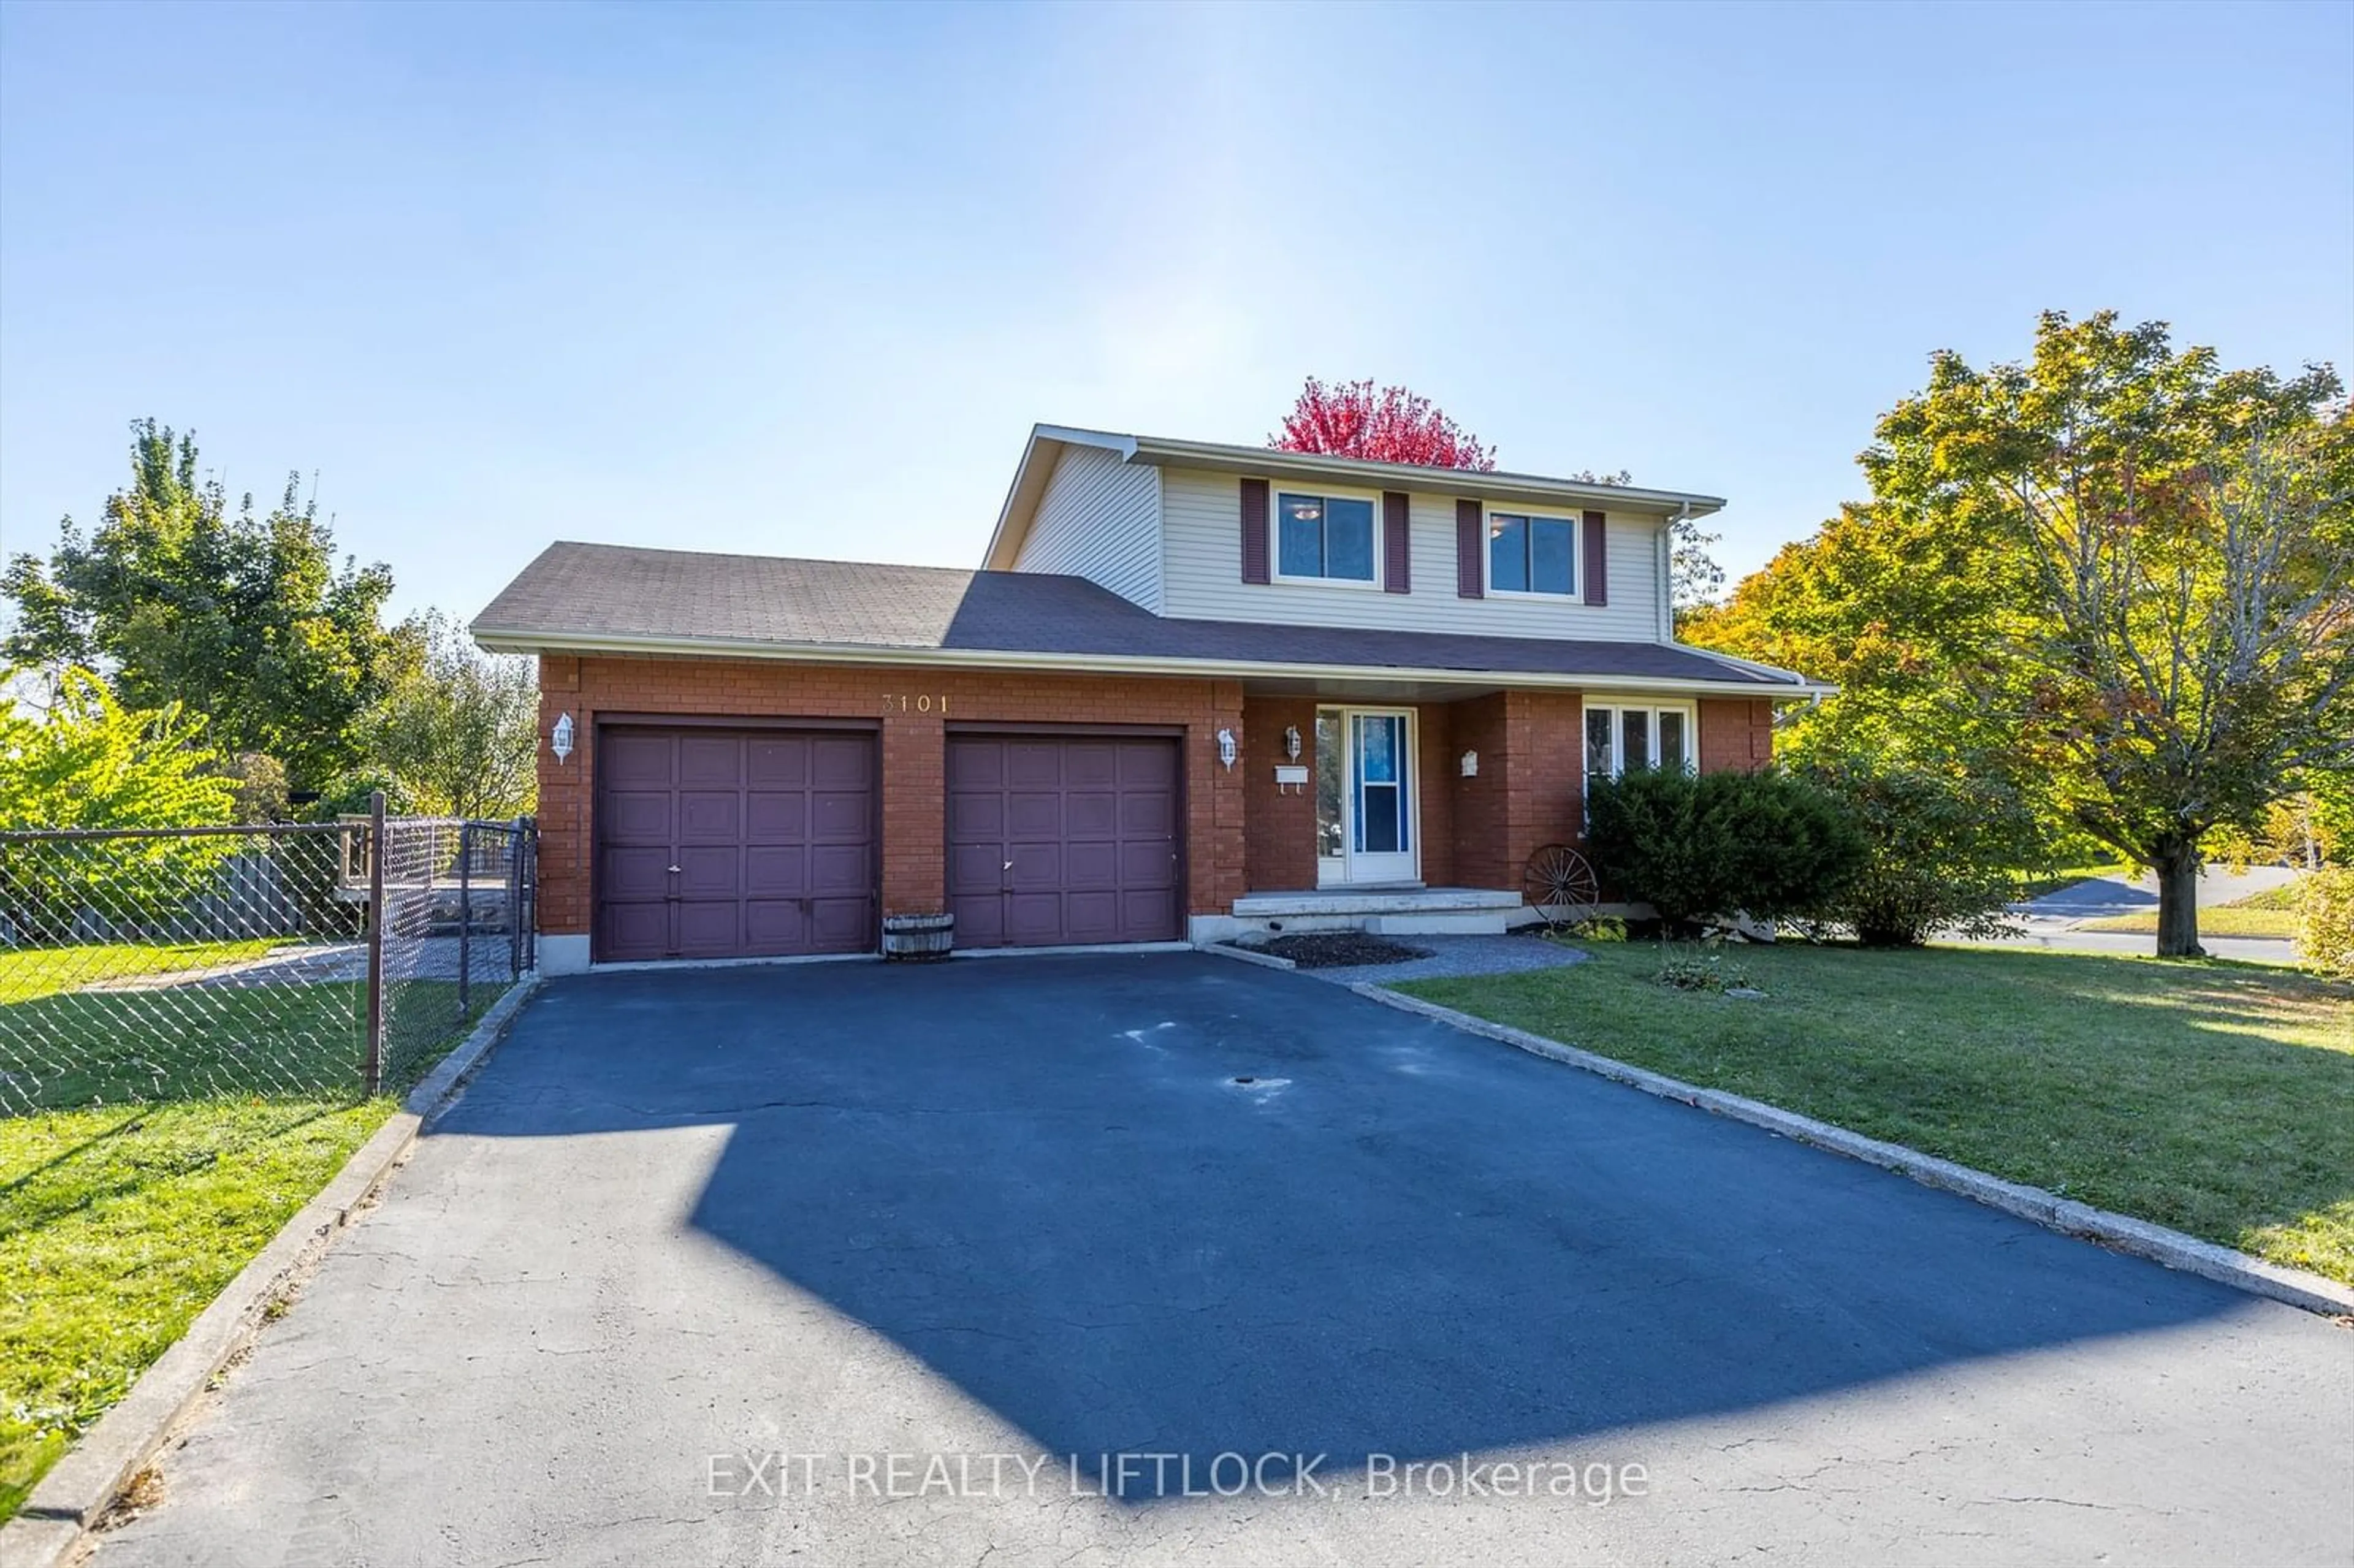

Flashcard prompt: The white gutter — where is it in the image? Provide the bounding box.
[1662,637,1828,693]
[471,623,1834,700]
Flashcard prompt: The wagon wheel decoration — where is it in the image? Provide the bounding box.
[1523,843,1600,930]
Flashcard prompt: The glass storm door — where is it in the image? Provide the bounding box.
[1316,708,1415,886]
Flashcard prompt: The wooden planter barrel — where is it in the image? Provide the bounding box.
[881,912,954,962]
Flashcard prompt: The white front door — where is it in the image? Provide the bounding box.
[1316,707,1417,886]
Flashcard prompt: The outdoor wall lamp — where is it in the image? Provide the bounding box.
[1216,728,1237,771]
[1283,725,1303,761]
[551,712,575,765]
[1460,749,1479,777]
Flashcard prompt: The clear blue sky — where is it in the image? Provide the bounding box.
[3,0,2349,625]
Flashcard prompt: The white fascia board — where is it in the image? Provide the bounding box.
[1126,435,1727,519]
[470,623,1824,699]
[1664,638,1832,693]
[981,424,1142,570]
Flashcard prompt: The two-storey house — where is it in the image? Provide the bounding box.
[473,424,1828,972]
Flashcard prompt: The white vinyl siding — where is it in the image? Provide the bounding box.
[1011,445,1164,613]
[1159,467,1662,639]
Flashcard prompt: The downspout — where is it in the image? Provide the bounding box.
[1659,502,1687,641]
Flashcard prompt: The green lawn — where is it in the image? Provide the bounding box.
[0,940,288,1004]
[2229,881,2309,912]
[2013,861,2131,900]
[1,942,504,1521]
[0,1095,392,1521]
[2078,905,2303,938]
[5,981,367,1109]
[1402,943,2354,1286]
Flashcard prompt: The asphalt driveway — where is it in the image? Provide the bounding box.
[96,954,2353,1567]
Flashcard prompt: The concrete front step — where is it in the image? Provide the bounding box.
[1200,887,1530,942]
[1230,886,1522,918]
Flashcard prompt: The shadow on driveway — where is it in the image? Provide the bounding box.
[437,954,2246,1500]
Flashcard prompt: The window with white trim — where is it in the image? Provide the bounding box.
[1276,492,1377,584]
[1584,703,1694,790]
[1487,511,1577,595]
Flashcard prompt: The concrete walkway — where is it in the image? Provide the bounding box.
[1293,931,1588,988]
[91,956,2353,1568]
[83,936,526,991]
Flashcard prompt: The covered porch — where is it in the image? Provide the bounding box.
[1204,680,1773,942]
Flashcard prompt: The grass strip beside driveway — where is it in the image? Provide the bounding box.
[0,1095,392,1521]
[1,961,497,1523]
[1400,944,2354,1286]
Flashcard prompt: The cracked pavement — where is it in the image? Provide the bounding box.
[91,954,2354,1567]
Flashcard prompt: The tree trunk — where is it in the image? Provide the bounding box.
[2152,837,2204,959]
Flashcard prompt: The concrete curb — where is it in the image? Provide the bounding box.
[1194,941,1297,972]
[1354,983,2354,1320]
[402,974,541,1125]
[1,977,546,1568]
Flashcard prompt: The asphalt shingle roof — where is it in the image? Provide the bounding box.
[473,542,1801,687]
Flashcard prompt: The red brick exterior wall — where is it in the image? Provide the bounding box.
[1415,702,1455,889]
[1444,694,1512,890]
[1697,698,1775,774]
[536,655,1245,937]
[1440,690,1585,892]
[534,653,1775,939]
[1242,696,1318,893]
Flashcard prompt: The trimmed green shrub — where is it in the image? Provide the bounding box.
[1583,766,1864,927]
[1799,755,2047,946]
[2301,866,2353,978]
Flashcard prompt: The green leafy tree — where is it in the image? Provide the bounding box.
[2,420,413,790]
[1798,748,2047,946]
[1564,466,1727,622]
[365,613,538,819]
[0,668,239,941]
[1692,313,2353,956]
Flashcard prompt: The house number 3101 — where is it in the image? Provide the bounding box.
[882,694,948,714]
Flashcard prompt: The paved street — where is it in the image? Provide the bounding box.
[1957,864,2307,964]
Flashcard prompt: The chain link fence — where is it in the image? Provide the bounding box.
[0,802,536,1118]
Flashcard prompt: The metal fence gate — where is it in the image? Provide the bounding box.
[0,796,538,1116]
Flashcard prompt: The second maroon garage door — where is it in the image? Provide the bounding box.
[947,734,1183,948]
[596,726,877,962]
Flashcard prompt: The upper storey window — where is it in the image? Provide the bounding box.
[1487,512,1577,596]
[1276,492,1378,585]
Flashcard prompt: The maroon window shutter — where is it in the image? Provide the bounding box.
[1582,509,1607,606]
[1240,478,1270,584]
[1455,499,1483,598]
[1382,492,1411,594]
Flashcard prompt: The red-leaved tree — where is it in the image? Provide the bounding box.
[1270,378,1497,471]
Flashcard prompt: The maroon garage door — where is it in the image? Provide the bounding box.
[947,735,1183,948]
[595,726,876,962]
